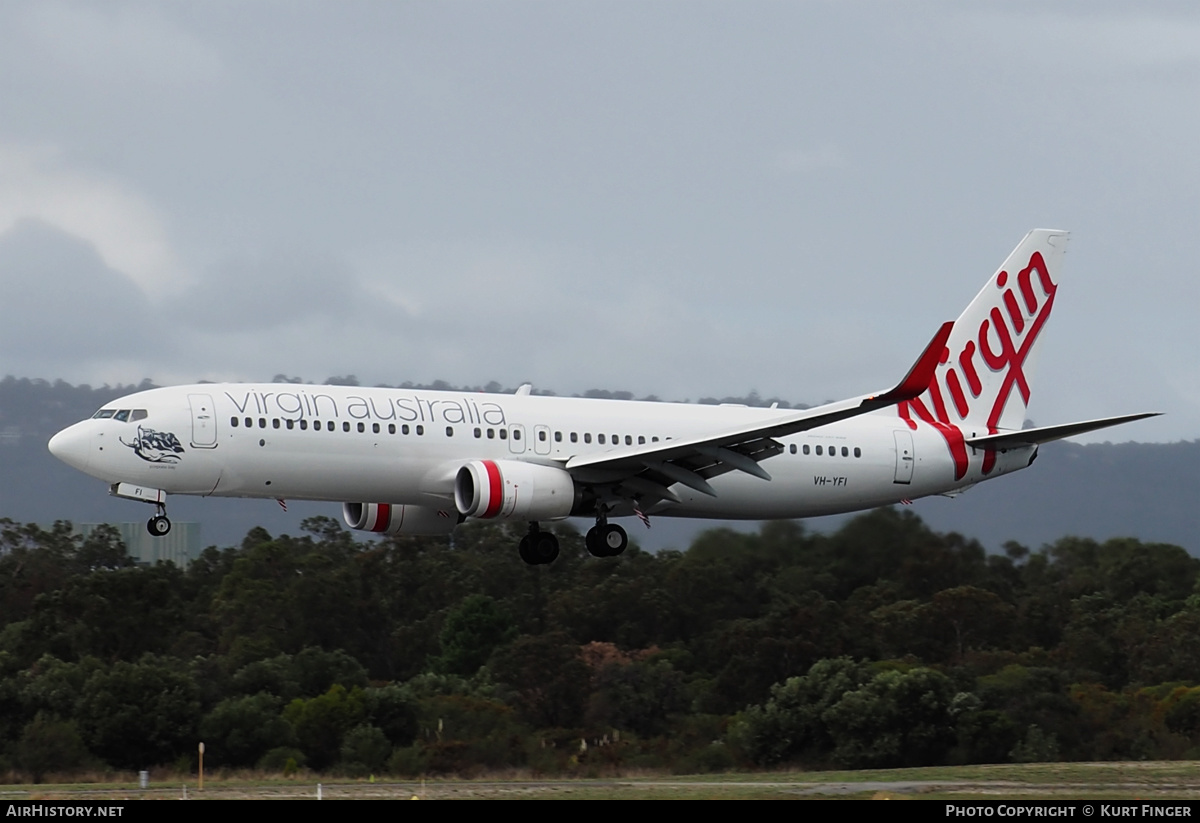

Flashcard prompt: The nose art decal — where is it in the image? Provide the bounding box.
[120,426,186,463]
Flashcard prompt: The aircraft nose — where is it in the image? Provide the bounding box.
[48,423,93,472]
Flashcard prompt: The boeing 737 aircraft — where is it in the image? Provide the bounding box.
[49,230,1156,564]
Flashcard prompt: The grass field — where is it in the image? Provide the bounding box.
[4,762,1200,800]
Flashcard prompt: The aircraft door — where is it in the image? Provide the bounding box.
[188,393,218,449]
[893,430,914,484]
[533,425,551,455]
[508,424,526,454]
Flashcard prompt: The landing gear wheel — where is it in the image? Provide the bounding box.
[586,524,628,557]
[518,534,536,565]
[532,531,559,564]
[147,515,172,536]
[518,524,560,565]
[585,527,604,557]
[601,523,628,556]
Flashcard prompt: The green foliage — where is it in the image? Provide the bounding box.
[282,684,366,770]
[489,632,590,729]
[340,724,392,775]
[76,656,201,769]
[430,594,516,676]
[822,666,957,768]
[1,512,1198,773]
[200,693,295,768]
[17,712,89,782]
[730,657,873,766]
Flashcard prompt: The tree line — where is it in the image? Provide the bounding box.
[1,509,1199,780]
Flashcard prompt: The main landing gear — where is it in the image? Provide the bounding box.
[147,505,172,537]
[585,515,627,558]
[516,516,629,565]
[519,522,560,566]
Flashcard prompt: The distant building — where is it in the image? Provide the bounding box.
[77,522,201,568]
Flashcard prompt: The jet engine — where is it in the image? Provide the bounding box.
[454,459,577,521]
[342,502,457,535]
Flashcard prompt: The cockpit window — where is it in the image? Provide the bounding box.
[92,409,117,419]
[130,409,148,421]
[114,410,131,422]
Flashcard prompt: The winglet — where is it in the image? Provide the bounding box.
[870,321,954,404]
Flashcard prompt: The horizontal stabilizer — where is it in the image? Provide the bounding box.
[965,412,1161,450]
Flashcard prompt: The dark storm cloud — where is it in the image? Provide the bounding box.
[0,219,161,368]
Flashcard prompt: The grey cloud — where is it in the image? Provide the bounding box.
[0,219,160,370]
[180,251,359,333]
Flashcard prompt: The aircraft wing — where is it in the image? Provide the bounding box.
[964,413,1161,450]
[563,322,953,502]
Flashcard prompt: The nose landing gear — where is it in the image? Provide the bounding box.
[147,504,172,536]
[110,483,173,537]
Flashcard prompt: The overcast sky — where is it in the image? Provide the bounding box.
[1,1,1197,443]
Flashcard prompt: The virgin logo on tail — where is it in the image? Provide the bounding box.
[899,250,1058,480]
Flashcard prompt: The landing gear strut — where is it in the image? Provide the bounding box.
[147,505,172,537]
[518,522,559,566]
[585,514,627,558]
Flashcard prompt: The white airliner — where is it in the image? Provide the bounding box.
[49,230,1155,564]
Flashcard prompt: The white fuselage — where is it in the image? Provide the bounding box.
[48,383,1034,522]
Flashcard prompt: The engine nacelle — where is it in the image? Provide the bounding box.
[342,502,457,535]
[454,459,576,521]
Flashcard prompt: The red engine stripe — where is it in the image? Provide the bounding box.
[372,503,390,532]
[482,460,503,518]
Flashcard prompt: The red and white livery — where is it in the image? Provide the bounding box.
[49,230,1156,564]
